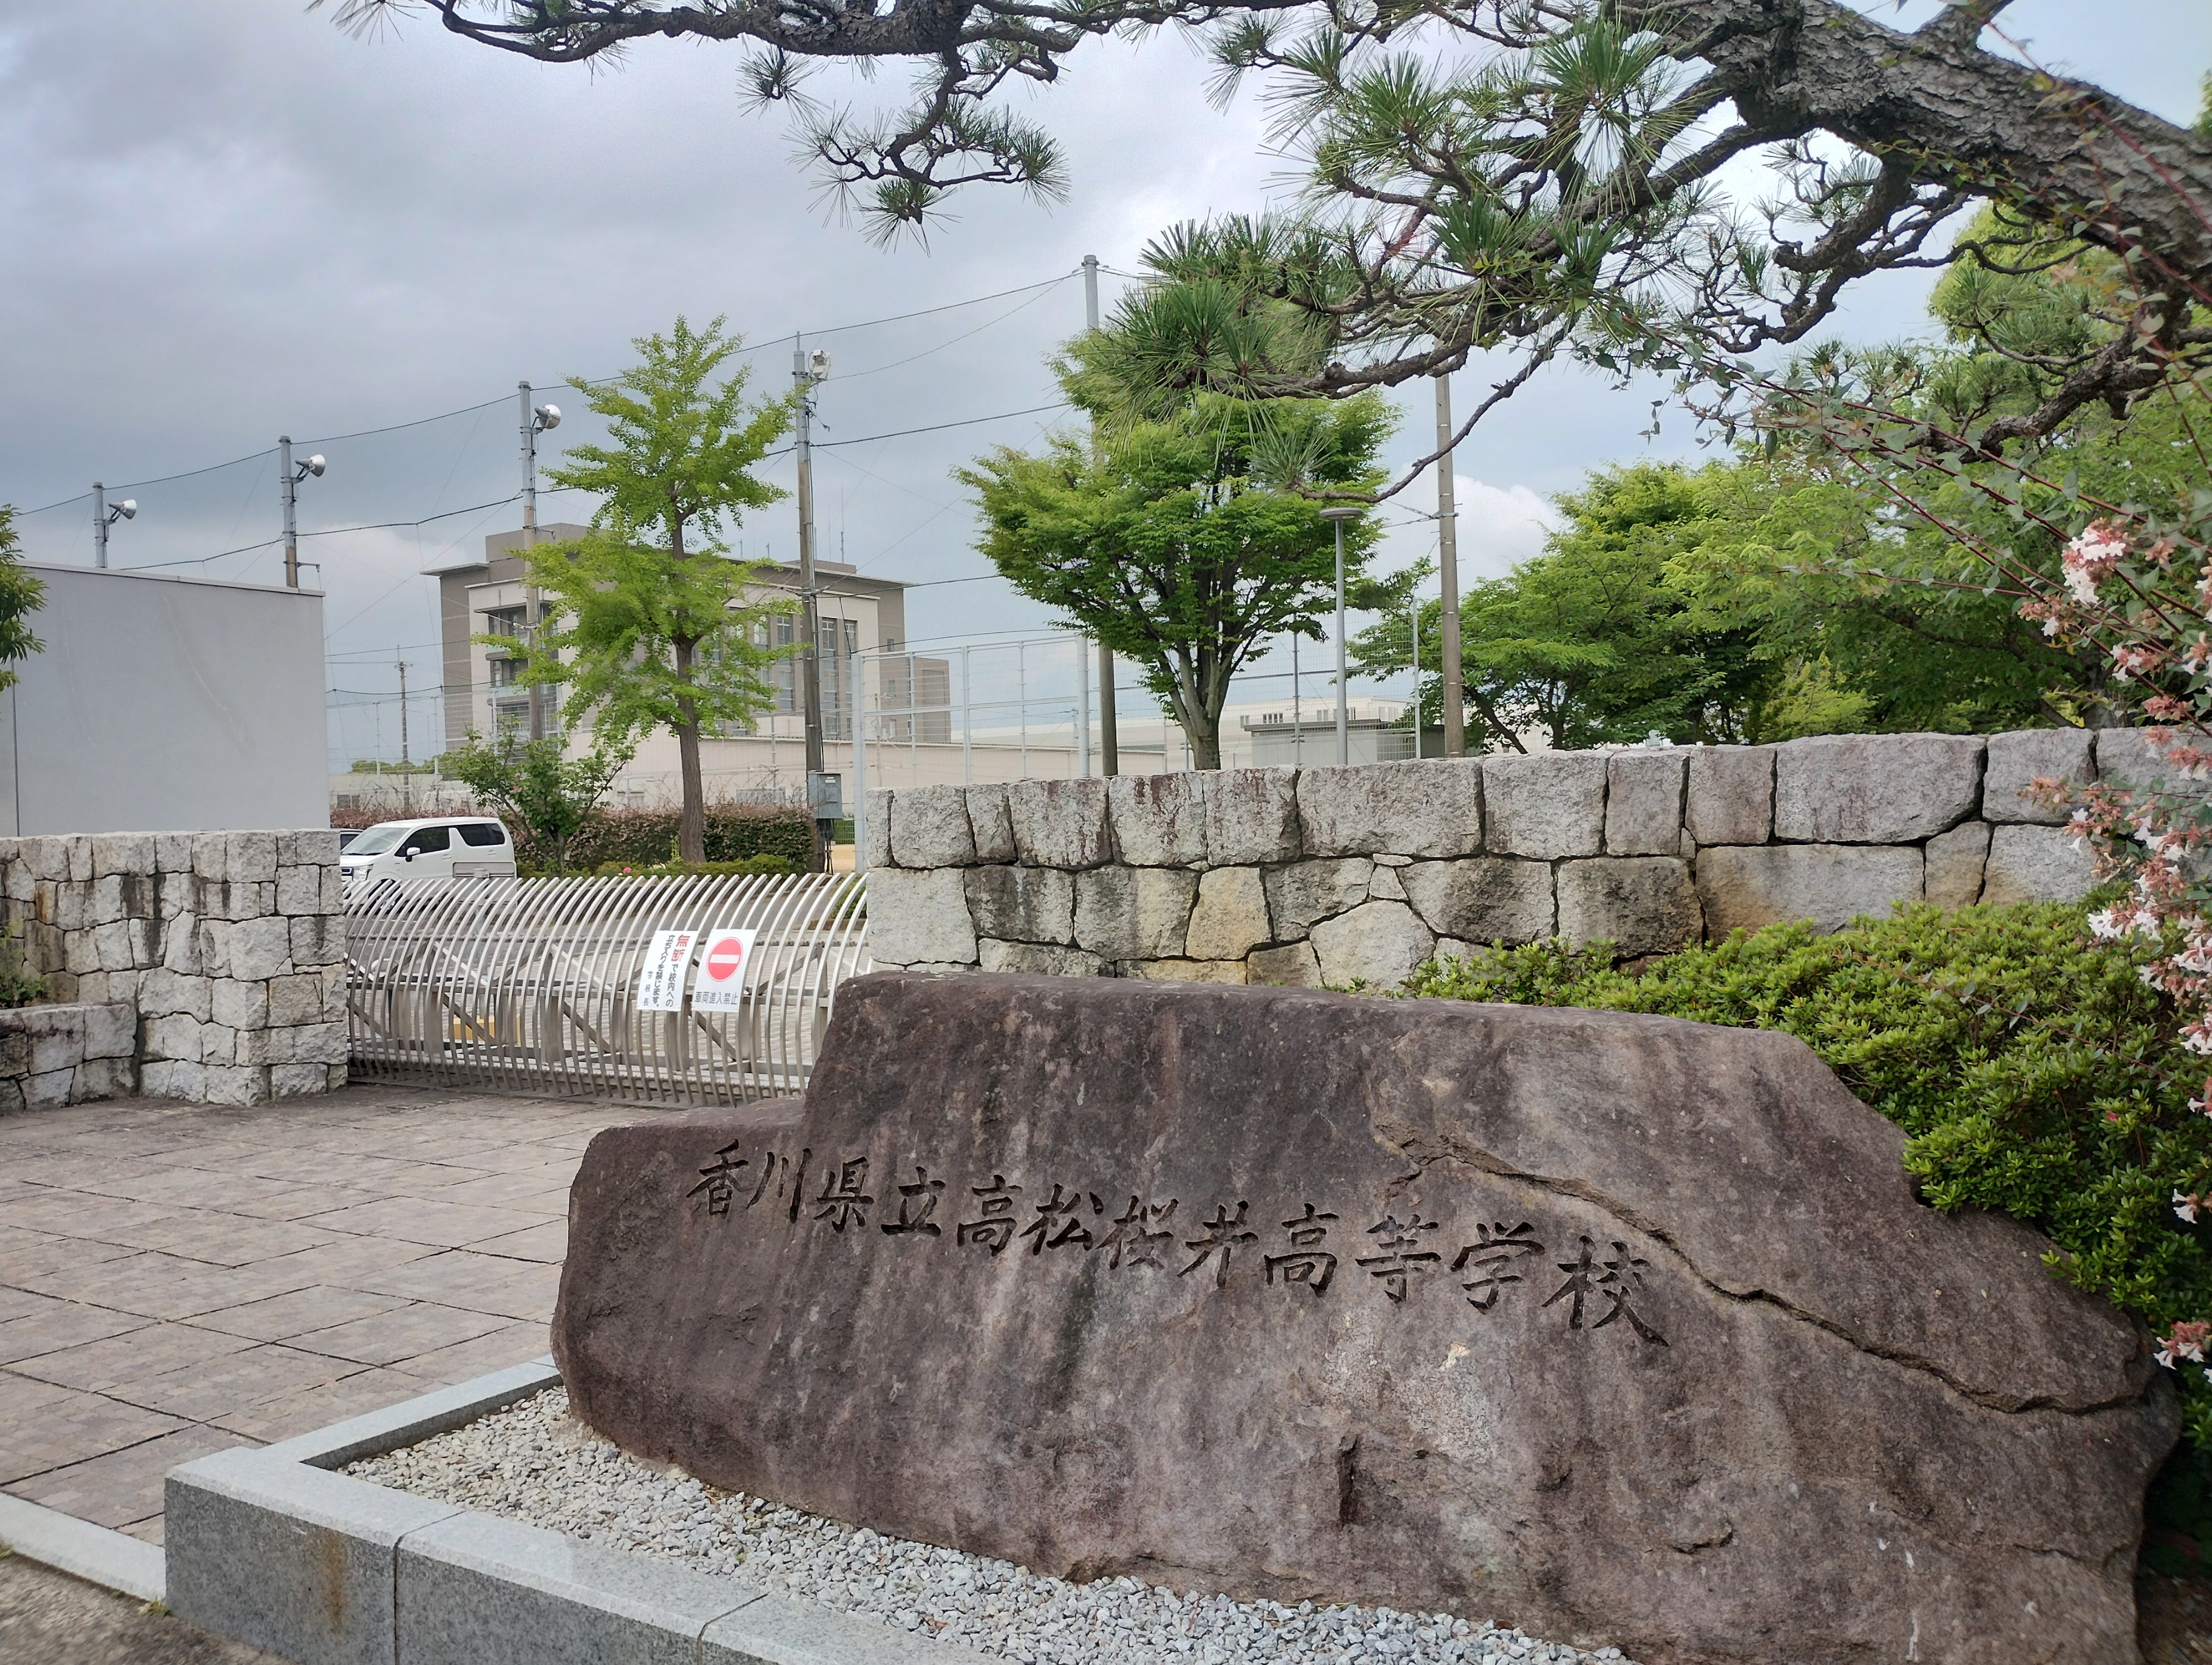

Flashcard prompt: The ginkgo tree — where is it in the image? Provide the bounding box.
[491,316,796,866]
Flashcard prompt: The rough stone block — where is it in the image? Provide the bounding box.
[201,1023,239,1066]
[1307,899,1436,989]
[1367,863,1406,902]
[862,790,894,869]
[212,977,271,1031]
[1556,858,1701,958]
[1203,768,1301,866]
[72,1056,136,1102]
[321,865,348,915]
[290,915,345,969]
[269,971,337,1028]
[166,920,208,976]
[1127,958,1248,985]
[143,1012,204,1063]
[141,1060,206,1100]
[964,862,1074,941]
[1400,858,1555,944]
[63,929,101,976]
[233,1026,294,1066]
[1925,820,1992,909]
[1295,759,1484,860]
[202,1063,273,1107]
[1482,752,1607,859]
[1007,778,1113,869]
[1073,867,1198,960]
[1107,773,1208,867]
[978,940,1104,977]
[1982,824,2098,906]
[1684,745,1775,846]
[0,1078,25,1115]
[889,784,979,869]
[965,784,1017,864]
[168,1446,461,1665]
[25,1067,77,1109]
[2095,728,2206,798]
[1184,867,1271,961]
[1773,733,1983,843]
[139,966,211,1021]
[1981,728,2095,824]
[82,1002,135,1061]
[1260,859,1374,942]
[89,832,155,877]
[276,864,323,916]
[277,829,342,866]
[1605,750,1687,856]
[200,830,278,884]
[216,916,296,981]
[84,875,127,927]
[1246,941,1323,988]
[1695,843,1924,937]
[865,868,979,966]
[155,831,196,872]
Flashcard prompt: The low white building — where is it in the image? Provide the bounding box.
[0,564,326,835]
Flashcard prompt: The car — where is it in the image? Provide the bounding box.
[339,816,517,887]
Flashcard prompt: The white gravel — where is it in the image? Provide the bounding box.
[348,1388,1635,1665]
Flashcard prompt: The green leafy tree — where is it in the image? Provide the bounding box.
[439,730,637,875]
[494,317,796,864]
[0,507,44,690]
[962,347,1391,768]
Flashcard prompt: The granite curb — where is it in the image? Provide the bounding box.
[163,1358,994,1665]
[0,1487,168,1604]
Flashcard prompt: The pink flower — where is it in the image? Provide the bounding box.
[2061,520,2128,604]
[2157,1319,2212,1369]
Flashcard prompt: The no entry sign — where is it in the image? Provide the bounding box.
[691,927,758,1012]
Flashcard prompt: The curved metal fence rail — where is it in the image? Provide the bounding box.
[344,872,870,1104]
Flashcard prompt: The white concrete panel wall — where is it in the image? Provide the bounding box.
[5,565,327,835]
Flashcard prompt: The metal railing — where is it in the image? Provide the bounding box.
[344,872,870,1104]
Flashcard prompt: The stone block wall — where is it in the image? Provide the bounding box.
[863,727,2117,988]
[0,1001,138,1112]
[0,830,347,1105]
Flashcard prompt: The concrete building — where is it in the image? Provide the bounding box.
[426,527,945,812]
[0,564,326,834]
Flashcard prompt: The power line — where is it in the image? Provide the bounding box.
[819,402,1068,449]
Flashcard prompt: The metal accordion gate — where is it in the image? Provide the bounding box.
[344,872,870,1104]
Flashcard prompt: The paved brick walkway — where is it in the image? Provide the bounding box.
[0,1083,637,1545]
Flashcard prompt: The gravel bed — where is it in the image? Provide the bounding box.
[348,1388,1635,1665]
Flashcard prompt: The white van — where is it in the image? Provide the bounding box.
[339,816,517,887]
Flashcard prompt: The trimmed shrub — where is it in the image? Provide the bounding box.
[516,804,815,873]
[589,855,797,878]
[1406,900,2212,1564]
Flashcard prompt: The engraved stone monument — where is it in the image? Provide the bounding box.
[554,973,2174,1665]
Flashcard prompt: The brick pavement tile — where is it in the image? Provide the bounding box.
[0,1387,188,1487]
[0,1189,195,1249]
[0,1303,152,1368]
[106,1341,359,1423]
[8,1423,254,1530]
[468,1221,568,1264]
[11,1320,256,1394]
[101,1210,341,1268]
[389,1318,551,1388]
[208,1365,441,1445]
[340,1248,549,1306]
[288,1300,516,1369]
[118,1513,164,1545]
[10,1253,322,1323]
[194,1284,413,1343]
[297,1195,551,1249]
[0,1286,67,1324]
[441,1263,561,1323]
[425,1170,575,1208]
[0,1224,140,1280]
[0,1366,86,1422]
[237,1236,443,1293]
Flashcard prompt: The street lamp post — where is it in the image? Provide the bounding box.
[518,384,561,741]
[279,438,325,590]
[1320,506,1362,767]
[91,484,135,569]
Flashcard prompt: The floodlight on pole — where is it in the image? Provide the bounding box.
[518,385,561,741]
[91,483,135,569]
[1320,506,1362,767]
[793,341,834,864]
[279,438,326,590]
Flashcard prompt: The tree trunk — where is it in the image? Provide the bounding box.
[673,636,707,864]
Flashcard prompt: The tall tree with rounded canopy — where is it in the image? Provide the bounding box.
[492,317,795,864]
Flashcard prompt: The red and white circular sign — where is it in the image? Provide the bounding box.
[693,928,757,1010]
[704,935,747,983]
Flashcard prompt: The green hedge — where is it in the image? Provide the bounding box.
[513,805,815,873]
[588,855,796,878]
[1406,900,2212,1567]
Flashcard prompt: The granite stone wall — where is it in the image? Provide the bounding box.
[0,830,347,1105]
[863,727,2115,988]
[0,1001,138,1112]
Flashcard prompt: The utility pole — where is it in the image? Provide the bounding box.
[1084,254,1119,777]
[396,658,412,816]
[280,438,299,590]
[1434,374,1466,757]
[793,341,830,867]
[518,382,545,742]
[1321,507,1360,766]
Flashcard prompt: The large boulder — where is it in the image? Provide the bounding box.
[557,975,2171,1665]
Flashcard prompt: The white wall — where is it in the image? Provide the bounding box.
[0,565,327,834]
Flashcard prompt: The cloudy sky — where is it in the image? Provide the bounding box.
[2,2,2206,765]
